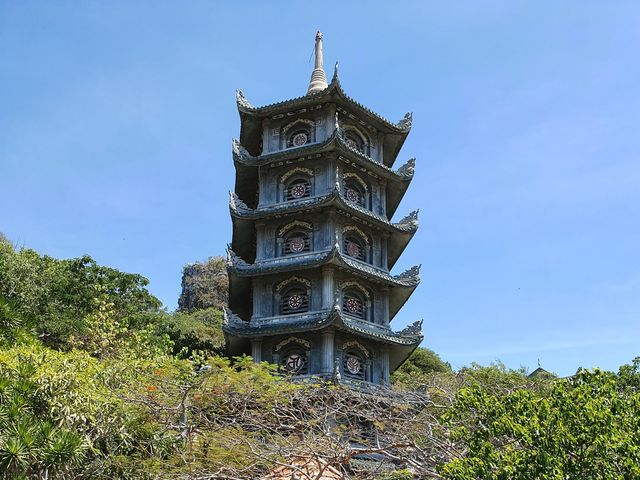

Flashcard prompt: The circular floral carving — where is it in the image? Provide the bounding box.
[292,132,308,147]
[346,187,360,203]
[346,356,361,375]
[345,137,359,151]
[346,241,361,258]
[289,237,305,253]
[290,183,307,198]
[285,354,304,372]
[346,297,360,314]
[288,294,304,310]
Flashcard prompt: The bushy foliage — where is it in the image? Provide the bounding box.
[392,347,451,384]
[441,364,640,479]
[1,241,639,479]
[0,241,161,350]
[158,307,225,359]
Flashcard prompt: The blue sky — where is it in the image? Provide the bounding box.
[1,1,639,376]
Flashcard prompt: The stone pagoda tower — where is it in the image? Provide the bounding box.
[224,32,423,385]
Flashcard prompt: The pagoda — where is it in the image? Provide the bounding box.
[223,32,423,385]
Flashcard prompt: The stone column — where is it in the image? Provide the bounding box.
[381,347,390,385]
[250,337,263,364]
[321,329,335,376]
[377,132,385,163]
[252,279,262,319]
[255,221,266,260]
[321,266,334,309]
[262,118,270,154]
[381,287,390,325]
[382,232,390,270]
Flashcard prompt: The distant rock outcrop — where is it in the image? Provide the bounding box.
[178,256,228,312]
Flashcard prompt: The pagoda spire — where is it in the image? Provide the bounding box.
[307,31,328,94]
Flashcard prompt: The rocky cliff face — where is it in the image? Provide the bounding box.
[178,256,228,312]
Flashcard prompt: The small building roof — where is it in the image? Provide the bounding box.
[262,457,343,480]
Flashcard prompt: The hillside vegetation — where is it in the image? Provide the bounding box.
[1,237,639,479]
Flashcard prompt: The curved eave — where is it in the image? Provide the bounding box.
[223,308,422,346]
[237,76,411,165]
[232,133,415,190]
[223,307,423,372]
[227,249,419,321]
[230,190,418,237]
[228,248,419,288]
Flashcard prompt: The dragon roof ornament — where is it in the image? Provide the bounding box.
[222,306,245,326]
[395,158,416,178]
[397,209,419,229]
[228,191,250,214]
[226,245,249,267]
[396,264,421,281]
[399,319,423,337]
[397,112,413,130]
[232,138,252,161]
[235,90,253,109]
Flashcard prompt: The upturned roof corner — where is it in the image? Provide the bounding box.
[235,90,253,109]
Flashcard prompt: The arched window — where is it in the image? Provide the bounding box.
[343,180,366,208]
[345,133,364,153]
[342,125,370,156]
[281,346,308,375]
[283,229,311,255]
[287,128,311,148]
[286,177,312,201]
[343,233,367,262]
[274,337,310,376]
[280,284,310,315]
[343,289,366,319]
[343,350,366,381]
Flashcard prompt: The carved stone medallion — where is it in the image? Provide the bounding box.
[292,132,308,147]
[346,356,361,375]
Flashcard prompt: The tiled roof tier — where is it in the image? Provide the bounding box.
[222,306,423,373]
[229,189,418,269]
[236,67,411,168]
[226,246,419,322]
[229,189,419,234]
[232,132,416,183]
[223,306,423,346]
[236,69,412,135]
[227,246,420,288]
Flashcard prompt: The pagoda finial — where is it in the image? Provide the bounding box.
[307,31,328,95]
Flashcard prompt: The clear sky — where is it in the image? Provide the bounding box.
[1,1,639,376]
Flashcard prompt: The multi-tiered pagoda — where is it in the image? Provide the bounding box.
[223,32,423,385]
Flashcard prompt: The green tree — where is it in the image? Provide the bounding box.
[0,243,162,350]
[158,307,225,358]
[393,347,451,383]
[440,366,640,479]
